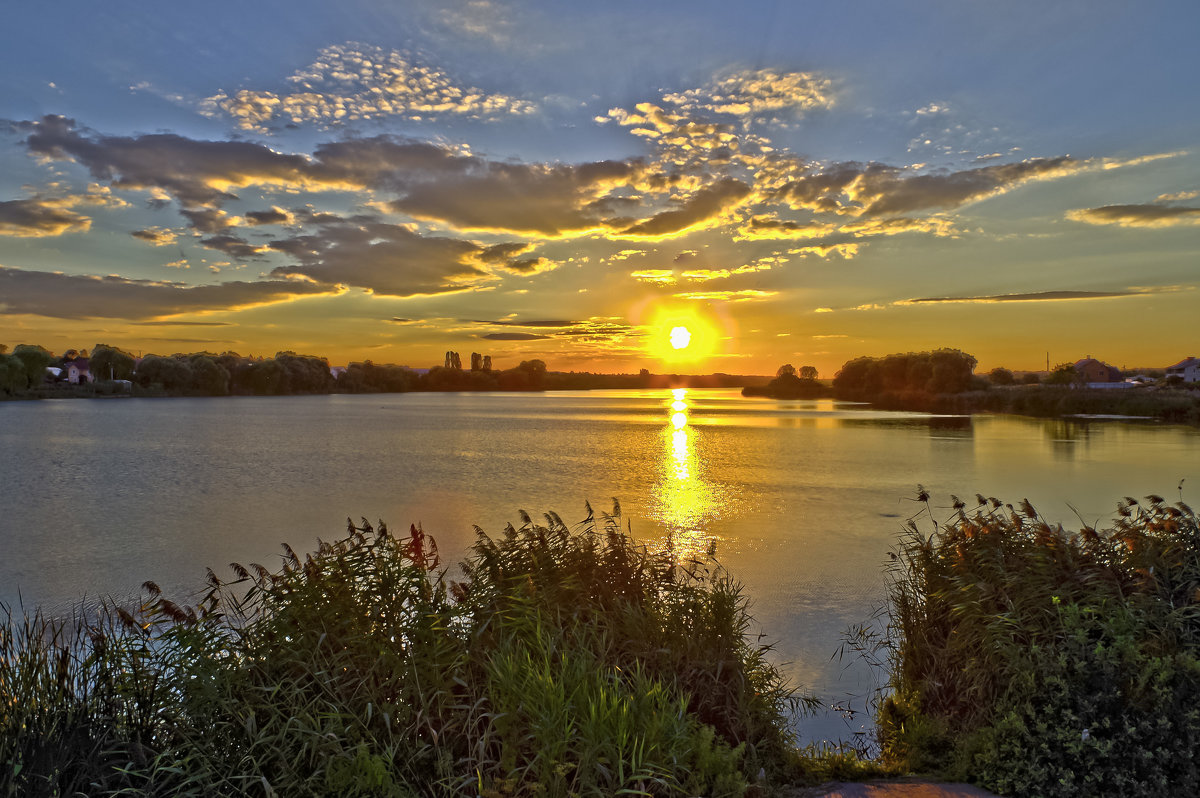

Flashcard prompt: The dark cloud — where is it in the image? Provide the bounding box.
[906,287,1179,304]
[244,207,292,225]
[0,197,90,237]
[0,266,332,319]
[268,220,494,297]
[481,332,552,340]
[131,320,234,326]
[180,208,235,234]
[474,319,580,328]
[17,117,659,240]
[21,115,312,208]
[774,157,1082,216]
[391,159,647,236]
[200,234,266,259]
[130,227,178,245]
[495,256,557,275]
[619,178,751,237]
[1068,203,1200,228]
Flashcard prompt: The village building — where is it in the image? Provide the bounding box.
[1166,356,1200,383]
[1073,357,1122,383]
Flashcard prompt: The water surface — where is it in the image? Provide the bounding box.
[2,389,1197,742]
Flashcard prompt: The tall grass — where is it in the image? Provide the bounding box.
[1,503,807,797]
[879,488,1200,796]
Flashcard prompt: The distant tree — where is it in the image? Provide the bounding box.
[776,364,796,378]
[11,344,54,389]
[1022,372,1041,385]
[90,344,136,381]
[0,354,27,395]
[135,355,194,393]
[1044,362,1080,386]
[188,355,231,395]
[799,366,818,380]
[988,367,1015,386]
[927,349,977,394]
[240,359,289,395]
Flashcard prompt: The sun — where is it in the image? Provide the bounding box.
[643,305,720,365]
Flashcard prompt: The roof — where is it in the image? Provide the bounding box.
[1167,356,1199,370]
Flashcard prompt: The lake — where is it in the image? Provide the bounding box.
[2,389,1197,743]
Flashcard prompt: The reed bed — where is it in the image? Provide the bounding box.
[1,503,808,797]
[879,488,1200,796]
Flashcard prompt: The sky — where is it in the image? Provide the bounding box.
[1,0,1197,375]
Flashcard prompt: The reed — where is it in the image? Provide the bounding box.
[1,502,806,797]
[879,487,1200,796]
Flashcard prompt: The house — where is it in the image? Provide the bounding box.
[1074,357,1122,383]
[1166,356,1200,383]
[64,357,91,384]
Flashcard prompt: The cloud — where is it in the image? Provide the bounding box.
[663,68,834,119]
[200,42,536,132]
[1067,204,1200,228]
[245,206,294,226]
[902,286,1187,304]
[21,115,314,209]
[481,332,551,340]
[773,156,1087,217]
[200,234,269,259]
[130,227,179,246]
[672,289,777,302]
[618,178,751,238]
[631,269,677,285]
[472,318,580,328]
[131,320,234,326]
[390,158,648,236]
[437,0,517,46]
[788,243,859,259]
[0,196,91,237]
[267,218,545,297]
[0,265,333,319]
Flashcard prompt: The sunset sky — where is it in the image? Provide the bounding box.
[2,1,1197,375]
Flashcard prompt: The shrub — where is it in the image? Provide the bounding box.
[1,504,805,796]
[879,489,1200,796]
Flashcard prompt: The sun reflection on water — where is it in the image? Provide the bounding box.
[652,388,718,561]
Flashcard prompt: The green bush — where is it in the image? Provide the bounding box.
[880,489,1200,796]
[1,504,806,797]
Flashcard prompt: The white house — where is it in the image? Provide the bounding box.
[1166,356,1200,383]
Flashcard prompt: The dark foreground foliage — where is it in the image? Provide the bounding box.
[1,505,810,797]
[879,489,1200,797]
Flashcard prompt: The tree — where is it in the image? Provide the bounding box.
[988,367,1015,386]
[1044,362,1080,386]
[776,364,796,378]
[799,366,818,381]
[90,344,136,381]
[135,355,195,393]
[0,354,27,395]
[11,344,54,389]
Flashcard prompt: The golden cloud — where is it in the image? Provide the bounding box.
[201,43,537,132]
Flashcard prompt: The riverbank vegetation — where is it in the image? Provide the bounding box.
[1,505,818,797]
[0,342,763,400]
[878,489,1200,797]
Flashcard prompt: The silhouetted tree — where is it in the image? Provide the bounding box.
[0,354,26,395]
[90,344,136,381]
[12,344,54,389]
[776,364,796,378]
[799,366,818,380]
[988,367,1015,386]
